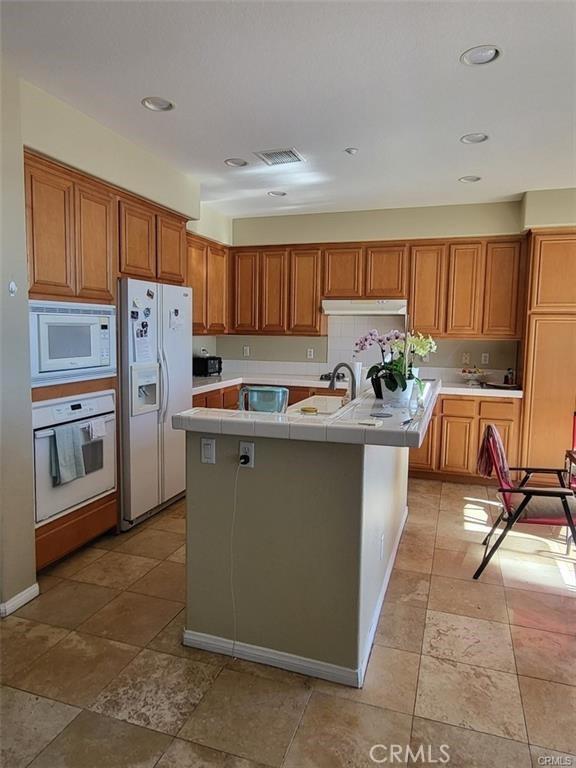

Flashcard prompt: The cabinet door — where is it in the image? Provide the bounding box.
[119,199,156,279]
[365,245,408,298]
[288,387,313,405]
[445,243,484,336]
[26,161,75,297]
[222,386,240,409]
[439,416,477,474]
[530,232,576,311]
[205,389,224,408]
[478,419,516,469]
[74,182,116,302]
[409,416,438,471]
[323,247,364,298]
[260,250,287,333]
[232,250,259,332]
[288,249,323,334]
[157,214,186,283]
[206,245,228,333]
[409,245,447,334]
[192,394,207,407]
[522,314,576,471]
[483,241,522,337]
[187,237,207,334]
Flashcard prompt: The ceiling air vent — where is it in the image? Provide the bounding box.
[254,148,305,166]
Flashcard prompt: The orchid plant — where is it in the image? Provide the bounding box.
[354,329,437,393]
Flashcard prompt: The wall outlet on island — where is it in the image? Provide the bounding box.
[239,441,255,468]
[306,348,314,360]
[481,352,490,365]
[462,352,471,365]
[243,345,250,358]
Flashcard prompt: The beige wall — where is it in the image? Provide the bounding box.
[0,69,37,606]
[420,340,519,371]
[187,203,233,245]
[216,335,328,363]
[522,189,576,228]
[232,201,523,246]
[20,81,201,219]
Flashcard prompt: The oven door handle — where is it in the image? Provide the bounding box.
[34,414,115,440]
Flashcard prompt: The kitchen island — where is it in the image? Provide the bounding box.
[173,381,440,687]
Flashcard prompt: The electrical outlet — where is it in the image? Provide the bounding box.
[462,352,471,365]
[481,352,490,365]
[306,348,314,360]
[239,441,255,468]
[243,345,250,358]
[201,438,216,465]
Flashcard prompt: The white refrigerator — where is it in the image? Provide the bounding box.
[120,278,192,526]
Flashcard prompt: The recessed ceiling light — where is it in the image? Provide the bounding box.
[460,133,489,144]
[344,147,359,155]
[459,175,482,183]
[224,158,248,167]
[141,96,175,112]
[460,45,501,66]
[267,191,287,197]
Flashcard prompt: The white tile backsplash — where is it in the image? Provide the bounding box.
[327,315,405,370]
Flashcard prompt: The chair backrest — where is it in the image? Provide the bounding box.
[478,424,513,511]
[238,386,289,413]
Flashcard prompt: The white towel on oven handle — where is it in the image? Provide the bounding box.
[87,418,107,440]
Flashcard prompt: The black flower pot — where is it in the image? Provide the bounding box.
[371,376,383,399]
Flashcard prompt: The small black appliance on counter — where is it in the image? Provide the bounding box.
[193,355,223,377]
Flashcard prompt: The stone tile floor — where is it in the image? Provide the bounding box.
[1,480,576,767]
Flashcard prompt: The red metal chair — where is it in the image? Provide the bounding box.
[474,423,576,579]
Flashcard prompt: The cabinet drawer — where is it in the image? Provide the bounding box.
[441,398,476,417]
[479,400,516,419]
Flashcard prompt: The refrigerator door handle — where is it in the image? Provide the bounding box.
[160,347,170,423]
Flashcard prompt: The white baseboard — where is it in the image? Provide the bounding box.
[358,503,409,684]
[182,629,361,687]
[0,583,39,618]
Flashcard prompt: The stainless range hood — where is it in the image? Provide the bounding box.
[322,299,408,316]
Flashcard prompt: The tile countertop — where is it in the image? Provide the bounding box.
[174,380,442,447]
[191,373,523,399]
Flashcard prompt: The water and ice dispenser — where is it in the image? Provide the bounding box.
[130,363,160,416]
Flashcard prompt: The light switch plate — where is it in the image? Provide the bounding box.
[243,346,250,357]
[201,438,216,464]
[481,352,490,365]
[306,348,314,359]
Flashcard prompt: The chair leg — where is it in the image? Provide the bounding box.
[560,497,576,557]
[474,498,530,580]
[482,508,505,546]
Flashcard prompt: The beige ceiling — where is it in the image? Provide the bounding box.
[3,1,575,218]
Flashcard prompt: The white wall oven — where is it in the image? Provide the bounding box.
[30,300,116,387]
[33,391,116,525]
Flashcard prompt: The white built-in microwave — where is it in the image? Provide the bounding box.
[30,300,117,387]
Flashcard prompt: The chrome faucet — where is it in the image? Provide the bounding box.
[329,362,357,401]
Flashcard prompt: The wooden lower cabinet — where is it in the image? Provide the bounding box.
[36,492,118,570]
[410,395,521,480]
[439,416,477,474]
[194,384,345,409]
[409,412,438,471]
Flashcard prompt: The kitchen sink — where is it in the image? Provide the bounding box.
[287,395,347,416]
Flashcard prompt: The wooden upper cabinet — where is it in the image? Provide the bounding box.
[206,245,228,334]
[74,182,116,302]
[289,249,323,334]
[445,243,484,336]
[530,232,576,311]
[323,247,364,297]
[260,250,288,333]
[364,244,408,298]
[119,198,156,279]
[156,214,186,284]
[483,241,522,338]
[409,244,447,335]
[232,250,259,333]
[187,236,208,334]
[26,160,75,297]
